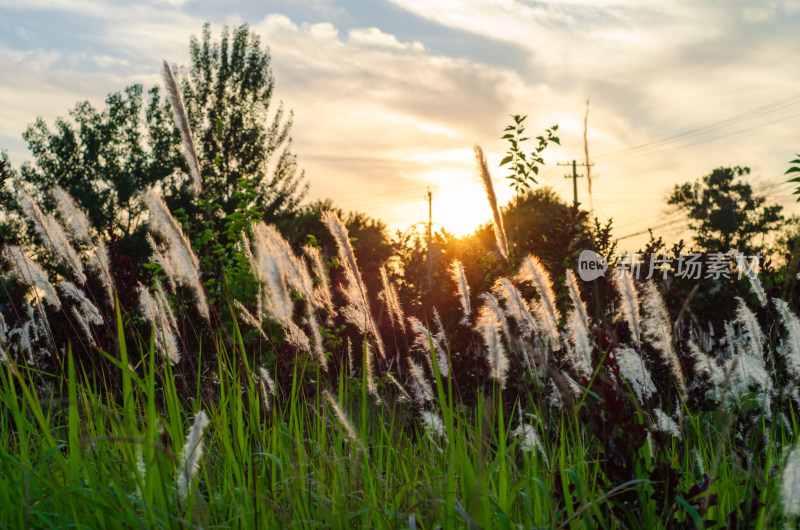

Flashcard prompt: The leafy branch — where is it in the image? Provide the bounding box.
[500,115,559,194]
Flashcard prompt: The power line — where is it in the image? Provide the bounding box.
[594,91,800,163]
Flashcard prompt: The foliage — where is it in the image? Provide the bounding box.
[8,23,305,263]
[500,114,559,194]
[785,153,800,201]
[667,166,783,255]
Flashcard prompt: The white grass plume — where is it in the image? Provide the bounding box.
[323,390,365,452]
[783,445,800,518]
[565,270,590,333]
[176,410,210,503]
[137,282,180,364]
[19,193,86,285]
[232,299,268,340]
[52,187,92,243]
[511,423,548,465]
[615,346,656,404]
[566,309,593,378]
[476,305,508,387]
[60,281,103,325]
[304,245,335,315]
[379,266,405,332]
[89,241,114,306]
[652,408,682,439]
[305,303,328,371]
[774,298,800,378]
[474,144,508,260]
[733,251,766,307]
[257,366,275,412]
[493,278,537,338]
[143,190,208,319]
[420,410,448,444]
[517,255,560,348]
[408,357,434,404]
[408,316,449,378]
[613,269,640,345]
[162,61,202,193]
[251,223,294,325]
[4,245,61,310]
[322,211,386,359]
[450,259,471,324]
[640,281,686,395]
[480,292,512,344]
[70,307,97,347]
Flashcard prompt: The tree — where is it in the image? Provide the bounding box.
[9,23,305,258]
[667,166,783,255]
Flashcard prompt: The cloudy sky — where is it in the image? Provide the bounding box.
[2,0,800,249]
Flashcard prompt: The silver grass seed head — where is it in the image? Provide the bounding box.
[161,61,202,194]
[176,410,210,503]
[474,144,508,260]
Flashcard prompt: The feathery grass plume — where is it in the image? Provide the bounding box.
[143,190,209,319]
[480,292,512,344]
[379,266,405,332]
[433,308,449,353]
[450,259,471,324]
[251,223,294,325]
[70,307,96,347]
[613,269,640,345]
[652,408,682,438]
[137,282,180,364]
[735,297,765,361]
[89,241,114,305]
[361,339,382,404]
[408,316,449,378]
[52,187,92,243]
[562,372,584,397]
[511,423,549,465]
[565,270,590,332]
[420,410,448,443]
[305,303,328,371]
[784,445,800,519]
[385,372,412,402]
[285,321,311,352]
[4,245,61,310]
[19,193,87,285]
[232,299,268,340]
[493,278,537,338]
[774,298,800,378]
[408,357,434,404]
[516,255,560,347]
[640,281,686,394]
[258,366,276,397]
[322,211,387,359]
[476,305,508,387]
[566,310,592,378]
[346,338,356,378]
[304,244,335,315]
[474,144,508,259]
[323,390,365,452]
[60,281,103,325]
[257,366,276,412]
[162,60,202,193]
[687,340,723,383]
[615,346,656,404]
[733,250,767,307]
[176,410,210,503]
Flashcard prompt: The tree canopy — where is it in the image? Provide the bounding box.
[667,166,783,255]
[7,23,305,258]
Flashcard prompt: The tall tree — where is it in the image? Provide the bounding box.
[667,166,783,255]
[9,23,306,257]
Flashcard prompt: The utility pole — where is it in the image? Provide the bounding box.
[426,187,433,290]
[557,160,593,205]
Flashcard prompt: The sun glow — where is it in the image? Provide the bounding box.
[434,189,493,237]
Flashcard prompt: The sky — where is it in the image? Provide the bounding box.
[2,0,800,250]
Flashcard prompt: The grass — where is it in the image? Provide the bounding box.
[0,296,795,529]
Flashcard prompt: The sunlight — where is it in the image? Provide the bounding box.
[435,189,491,237]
